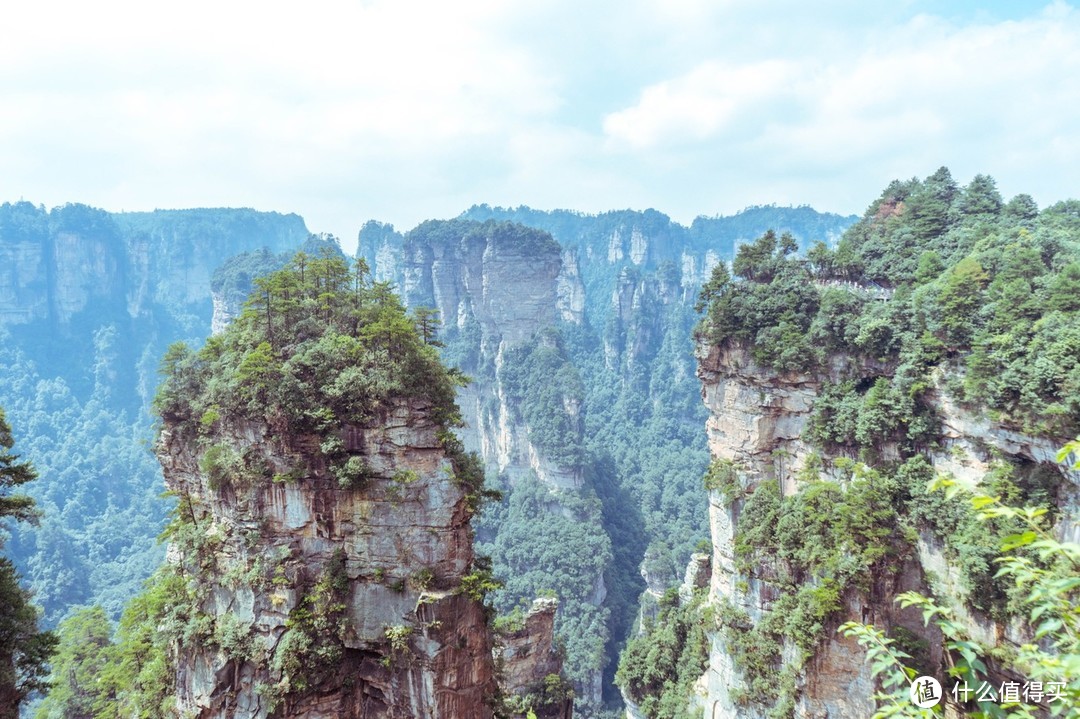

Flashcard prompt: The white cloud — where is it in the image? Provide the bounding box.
[603,60,797,149]
[1,0,1079,242]
[598,2,1080,219]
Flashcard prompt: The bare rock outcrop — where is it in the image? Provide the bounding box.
[497,598,573,719]
[694,342,1077,719]
[158,398,499,718]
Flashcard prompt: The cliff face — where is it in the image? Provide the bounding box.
[391,222,575,490]
[694,343,1079,718]
[358,210,857,715]
[696,345,880,718]
[458,206,856,314]
[0,204,127,326]
[158,398,499,718]
[0,203,308,329]
[114,208,311,312]
[496,598,574,719]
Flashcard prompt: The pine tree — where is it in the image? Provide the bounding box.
[0,408,56,717]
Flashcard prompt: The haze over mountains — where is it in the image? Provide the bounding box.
[0,198,854,716]
[4,165,1080,718]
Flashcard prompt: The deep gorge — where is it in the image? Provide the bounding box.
[2,168,1078,718]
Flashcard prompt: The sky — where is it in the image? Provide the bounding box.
[2,0,1078,253]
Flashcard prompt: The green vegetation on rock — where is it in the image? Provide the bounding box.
[155,248,469,473]
[692,168,1080,717]
[0,408,56,718]
[615,588,709,719]
[698,167,1080,436]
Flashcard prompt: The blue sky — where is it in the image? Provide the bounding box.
[1,1,1077,251]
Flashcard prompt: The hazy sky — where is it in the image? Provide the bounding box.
[2,1,1078,252]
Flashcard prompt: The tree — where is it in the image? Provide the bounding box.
[1003,194,1039,226]
[806,240,836,279]
[32,607,116,719]
[0,408,56,718]
[937,256,989,348]
[694,262,730,313]
[412,307,444,347]
[732,230,779,281]
[840,448,1080,718]
[957,174,1003,218]
[906,167,959,240]
[0,408,37,523]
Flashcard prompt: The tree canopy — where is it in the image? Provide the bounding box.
[155,248,467,443]
[0,408,56,718]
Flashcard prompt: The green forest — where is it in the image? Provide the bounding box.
[619,168,1080,718]
[25,248,492,717]
[0,177,1076,718]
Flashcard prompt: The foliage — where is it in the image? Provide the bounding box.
[702,458,742,503]
[458,563,503,602]
[840,456,1080,717]
[0,324,176,622]
[0,559,56,717]
[499,333,586,467]
[502,672,576,719]
[406,218,561,258]
[905,458,1062,620]
[493,605,528,633]
[1,408,39,524]
[0,407,56,717]
[696,169,1080,437]
[615,589,709,719]
[33,607,118,719]
[711,460,912,714]
[478,475,613,699]
[158,248,457,426]
[154,248,476,500]
[696,230,819,372]
[35,546,204,718]
[836,622,937,719]
[270,549,351,698]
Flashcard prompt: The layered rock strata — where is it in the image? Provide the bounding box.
[497,598,574,719]
[694,343,1078,718]
[157,398,499,718]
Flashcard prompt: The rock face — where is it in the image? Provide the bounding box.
[0,203,308,329]
[694,344,913,718]
[497,598,574,719]
[363,220,572,490]
[0,204,125,326]
[0,202,309,413]
[421,227,569,490]
[458,205,856,308]
[157,398,499,718]
[694,342,1079,718]
[358,210,858,715]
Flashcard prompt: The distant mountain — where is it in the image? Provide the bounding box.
[358,204,858,714]
[0,203,309,623]
[0,199,857,716]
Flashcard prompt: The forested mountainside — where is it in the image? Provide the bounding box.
[0,197,853,718]
[33,251,570,718]
[5,177,1074,718]
[619,169,1080,718]
[0,204,309,623]
[356,206,857,715]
